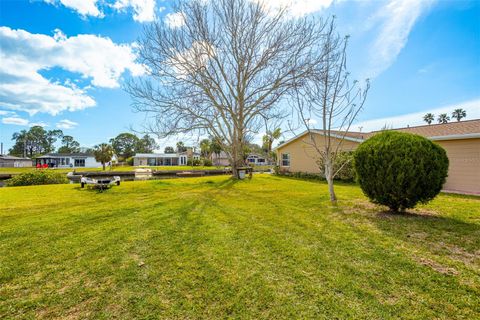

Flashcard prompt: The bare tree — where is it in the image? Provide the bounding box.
[291,19,369,202]
[126,0,326,178]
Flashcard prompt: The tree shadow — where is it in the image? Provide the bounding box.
[213,177,240,190]
[76,185,114,194]
[363,207,480,257]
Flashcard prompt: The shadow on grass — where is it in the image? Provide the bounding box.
[365,208,480,254]
[76,185,116,194]
[272,174,358,187]
[213,177,240,190]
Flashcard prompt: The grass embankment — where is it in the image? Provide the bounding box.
[0,175,479,319]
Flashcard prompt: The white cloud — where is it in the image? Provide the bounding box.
[1,116,50,127]
[0,110,15,116]
[44,0,104,18]
[169,41,216,78]
[45,0,160,22]
[113,0,157,22]
[30,122,49,127]
[56,119,78,129]
[165,12,186,28]
[252,0,333,17]
[354,98,480,132]
[1,117,29,126]
[364,0,435,78]
[0,27,144,115]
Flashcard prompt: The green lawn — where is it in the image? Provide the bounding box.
[1,175,479,319]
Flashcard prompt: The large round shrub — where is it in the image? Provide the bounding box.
[7,170,69,187]
[354,131,449,212]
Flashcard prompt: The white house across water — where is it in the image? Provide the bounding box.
[133,150,200,166]
[35,153,103,168]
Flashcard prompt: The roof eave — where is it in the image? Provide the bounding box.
[429,133,480,141]
[273,130,364,151]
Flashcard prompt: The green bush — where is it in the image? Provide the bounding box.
[273,165,280,175]
[125,157,134,166]
[275,170,325,181]
[334,152,356,181]
[187,159,201,166]
[203,159,213,166]
[316,151,356,181]
[7,170,69,187]
[354,131,449,212]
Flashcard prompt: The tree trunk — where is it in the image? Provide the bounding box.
[231,135,245,179]
[231,148,244,179]
[327,175,337,203]
[102,162,106,171]
[325,158,337,203]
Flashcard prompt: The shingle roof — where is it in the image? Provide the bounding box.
[36,153,94,158]
[368,119,480,138]
[0,155,32,160]
[275,119,480,150]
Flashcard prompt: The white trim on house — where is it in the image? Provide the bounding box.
[429,133,480,141]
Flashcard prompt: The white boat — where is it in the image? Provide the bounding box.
[80,176,121,190]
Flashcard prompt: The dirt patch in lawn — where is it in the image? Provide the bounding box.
[434,242,480,267]
[414,256,459,276]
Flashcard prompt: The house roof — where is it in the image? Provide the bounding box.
[275,119,480,150]
[134,153,183,158]
[135,152,200,158]
[367,119,480,138]
[246,153,267,159]
[0,155,32,160]
[36,153,94,158]
[274,129,366,151]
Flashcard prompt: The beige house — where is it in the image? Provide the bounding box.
[0,155,32,168]
[275,119,480,195]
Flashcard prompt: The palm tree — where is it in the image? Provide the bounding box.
[262,128,282,163]
[93,143,114,170]
[437,113,450,124]
[262,128,281,153]
[423,113,434,125]
[210,138,223,164]
[199,139,211,159]
[452,108,467,122]
[176,141,187,153]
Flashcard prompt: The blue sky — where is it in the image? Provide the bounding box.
[0,0,479,152]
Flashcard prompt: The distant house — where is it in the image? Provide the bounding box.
[275,119,480,195]
[0,155,32,168]
[246,154,268,166]
[210,152,270,166]
[211,151,230,166]
[35,153,103,168]
[133,148,200,166]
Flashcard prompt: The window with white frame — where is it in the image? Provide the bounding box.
[281,153,290,167]
[180,156,187,165]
